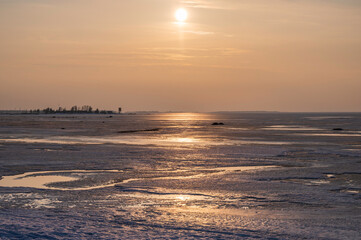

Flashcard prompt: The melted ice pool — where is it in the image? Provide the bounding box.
[0,170,122,191]
[0,166,278,190]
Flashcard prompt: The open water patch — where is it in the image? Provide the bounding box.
[0,136,296,147]
[263,125,322,131]
[297,133,361,137]
[0,166,278,191]
[0,170,123,191]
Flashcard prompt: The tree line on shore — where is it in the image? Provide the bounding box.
[27,105,121,114]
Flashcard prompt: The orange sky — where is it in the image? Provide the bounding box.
[0,0,360,111]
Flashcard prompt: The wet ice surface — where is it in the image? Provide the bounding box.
[0,112,360,239]
[0,170,123,190]
[0,166,277,191]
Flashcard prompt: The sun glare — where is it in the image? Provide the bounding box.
[175,8,188,22]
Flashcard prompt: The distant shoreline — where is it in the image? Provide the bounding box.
[0,111,119,115]
[0,110,360,115]
[0,105,121,115]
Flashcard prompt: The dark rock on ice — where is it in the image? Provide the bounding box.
[212,122,225,126]
[117,128,160,134]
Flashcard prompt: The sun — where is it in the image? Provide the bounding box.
[175,8,188,22]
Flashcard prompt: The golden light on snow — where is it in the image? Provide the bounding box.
[176,195,190,201]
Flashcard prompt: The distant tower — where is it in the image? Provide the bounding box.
[118,107,122,114]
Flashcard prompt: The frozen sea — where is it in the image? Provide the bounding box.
[0,112,360,239]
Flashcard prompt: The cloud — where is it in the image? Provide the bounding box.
[139,47,247,58]
[179,30,233,38]
[181,30,215,35]
[38,47,248,69]
[180,0,235,10]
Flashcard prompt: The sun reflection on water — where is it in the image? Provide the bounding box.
[152,113,212,121]
[173,137,197,143]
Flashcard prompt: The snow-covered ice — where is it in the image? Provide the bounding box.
[0,112,360,239]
